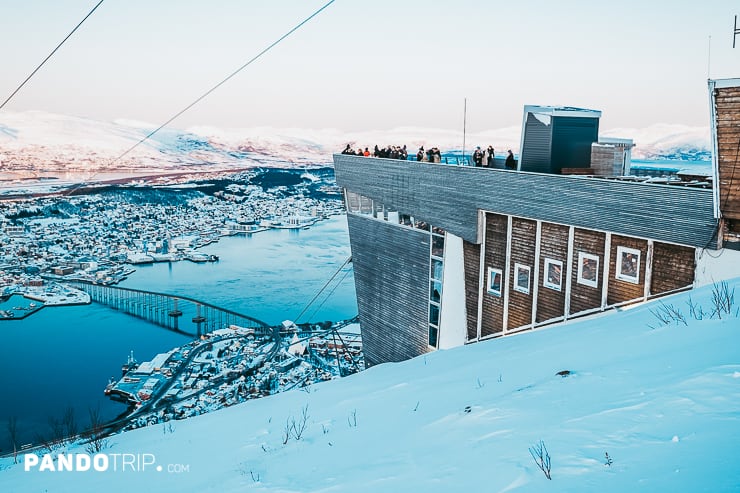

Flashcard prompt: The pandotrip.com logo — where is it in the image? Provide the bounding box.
[24,453,190,473]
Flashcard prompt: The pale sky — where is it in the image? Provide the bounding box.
[1,0,738,133]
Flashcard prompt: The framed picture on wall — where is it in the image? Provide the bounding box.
[577,252,599,288]
[513,263,531,294]
[543,258,563,291]
[487,267,502,297]
[615,246,641,284]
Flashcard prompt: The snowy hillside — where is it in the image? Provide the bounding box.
[602,124,711,161]
[2,280,739,492]
[0,112,712,175]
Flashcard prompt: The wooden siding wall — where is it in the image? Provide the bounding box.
[481,214,507,337]
[651,242,696,294]
[345,211,700,364]
[507,218,536,329]
[463,240,481,341]
[346,214,431,366]
[607,235,648,305]
[334,155,717,249]
[569,229,606,315]
[536,223,569,322]
[715,85,740,220]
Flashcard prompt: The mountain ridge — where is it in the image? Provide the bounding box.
[0,111,712,173]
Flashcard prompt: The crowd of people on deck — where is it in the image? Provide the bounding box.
[340,143,517,169]
[341,144,409,160]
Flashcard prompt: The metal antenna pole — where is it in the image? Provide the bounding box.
[462,97,467,165]
[734,15,739,48]
[708,35,712,79]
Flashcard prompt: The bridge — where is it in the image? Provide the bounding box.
[68,282,276,339]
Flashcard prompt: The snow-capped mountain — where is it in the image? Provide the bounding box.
[602,124,711,161]
[0,111,712,175]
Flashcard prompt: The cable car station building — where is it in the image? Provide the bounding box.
[335,81,740,367]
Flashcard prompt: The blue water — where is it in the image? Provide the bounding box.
[119,215,356,325]
[0,215,356,451]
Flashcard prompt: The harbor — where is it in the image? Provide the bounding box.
[0,284,90,320]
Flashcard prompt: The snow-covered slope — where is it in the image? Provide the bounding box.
[0,112,712,174]
[2,280,739,492]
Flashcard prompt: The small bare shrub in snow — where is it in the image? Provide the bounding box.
[710,281,735,319]
[348,409,357,428]
[649,302,687,327]
[162,422,175,435]
[529,440,552,480]
[84,407,110,453]
[687,296,706,320]
[282,404,310,444]
[604,452,613,467]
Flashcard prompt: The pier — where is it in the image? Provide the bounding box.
[68,282,274,339]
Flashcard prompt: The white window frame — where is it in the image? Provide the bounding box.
[615,246,641,284]
[577,252,599,288]
[513,263,531,295]
[543,258,563,291]
[486,267,502,297]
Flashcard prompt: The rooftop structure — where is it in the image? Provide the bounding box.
[518,105,601,174]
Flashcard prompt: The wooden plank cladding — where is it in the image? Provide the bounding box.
[334,154,717,249]
[607,235,648,306]
[536,223,569,322]
[463,240,481,341]
[346,214,431,367]
[713,84,740,220]
[481,213,507,337]
[569,229,606,315]
[507,218,536,330]
[651,242,695,295]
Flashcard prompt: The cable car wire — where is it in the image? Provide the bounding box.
[112,0,337,164]
[0,0,106,111]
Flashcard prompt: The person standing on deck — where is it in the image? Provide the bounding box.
[473,146,484,167]
[505,149,516,170]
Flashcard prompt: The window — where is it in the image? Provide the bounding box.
[427,225,445,350]
[431,234,444,258]
[430,258,443,281]
[358,195,373,215]
[430,280,442,303]
[428,325,438,347]
[487,267,502,297]
[513,263,530,294]
[615,246,641,284]
[577,252,599,288]
[373,201,384,219]
[429,303,440,325]
[345,190,361,213]
[543,258,563,291]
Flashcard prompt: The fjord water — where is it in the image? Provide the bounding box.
[0,215,356,451]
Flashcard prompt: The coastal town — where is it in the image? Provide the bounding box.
[0,167,343,317]
[109,319,363,432]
